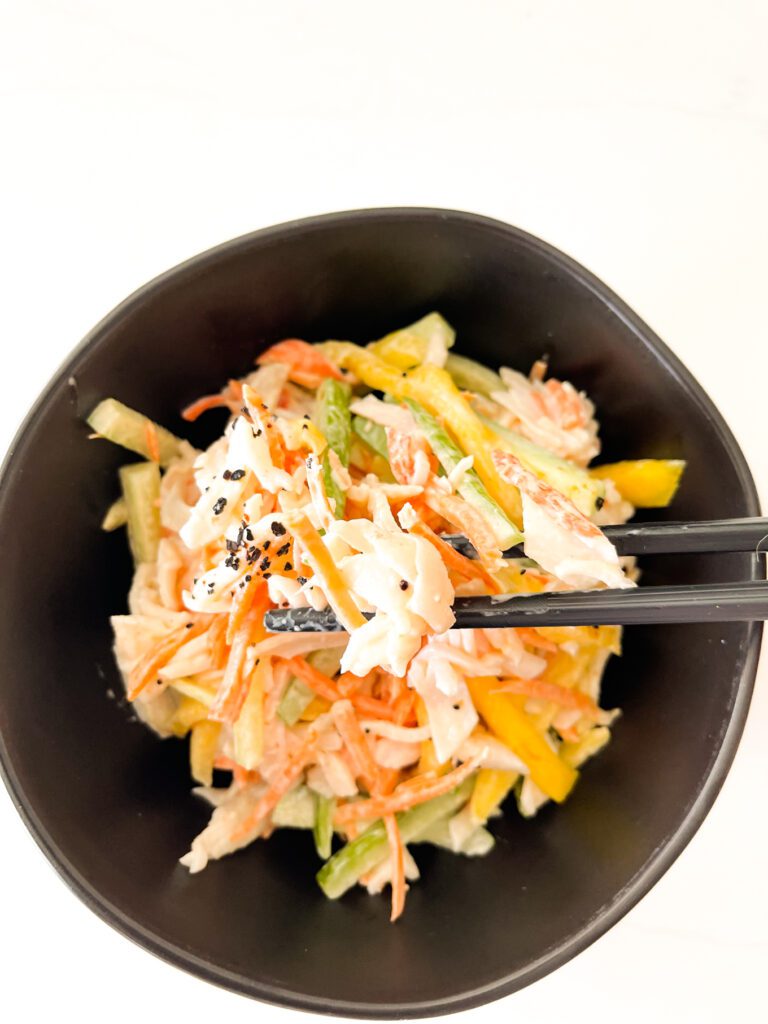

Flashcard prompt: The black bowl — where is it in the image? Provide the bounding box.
[0,209,761,1016]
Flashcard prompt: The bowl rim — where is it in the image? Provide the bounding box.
[0,207,762,1017]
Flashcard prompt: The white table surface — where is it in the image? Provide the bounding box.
[1,3,766,1022]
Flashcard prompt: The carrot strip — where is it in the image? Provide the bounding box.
[128,619,209,700]
[213,755,259,786]
[230,731,320,843]
[286,511,367,632]
[334,754,481,825]
[227,577,268,646]
[209,603,266,723]
[258,339,344,389]
[285,656,398,721]
[384,814,406,922]
[207,615,230,669]
[181,394,232,421]
[408,518,500,592]
[331,699,381,794]
[516,628,558,653]
[144,421,161,463]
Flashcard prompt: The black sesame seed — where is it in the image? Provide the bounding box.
[244,574,252,583]
[255,428,262,437]
[452,703,461,711]
[245,528,254,541]
[296,576,308,585]
[224,554,240,570]
[263,540,271,551]
[303,414,310,420]
[222,469,232,480]
[271,521,286,537]
[276,542,290,557]
[263,572,272,579]
[595,495,605,510]
[259,557,271,572]
[226,539,238,553]
[185,622,194,629]
[283,561,293,571]
[301,423,309,430]
[212,497,227,515]
[399,579,409,591]
[520,568,527,575]
[230,469,246,481]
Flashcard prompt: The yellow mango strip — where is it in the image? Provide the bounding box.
[234,659,269,770]
[467,677,578,802]
[299,695,332,722]
[561,726,611,768]
[470,768,518,823]
[368,312,455,369]
[169,695,210,738]
[287,511,367,633]
[534,625,622,655]
[190,720,222,786]
[590,459,685,508]
[320,344,522,527]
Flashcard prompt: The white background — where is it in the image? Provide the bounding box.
[1,2,766,1022]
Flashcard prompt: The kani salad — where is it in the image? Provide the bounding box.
[89,313,684,920]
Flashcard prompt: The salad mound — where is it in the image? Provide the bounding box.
[89,313,684,920]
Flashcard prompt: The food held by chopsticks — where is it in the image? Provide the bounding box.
[87,312,687,920]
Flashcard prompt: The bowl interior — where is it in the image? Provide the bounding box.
[0,210,759,1016]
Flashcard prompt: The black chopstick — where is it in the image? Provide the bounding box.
[442,516,768,559]
[264,579,768,632]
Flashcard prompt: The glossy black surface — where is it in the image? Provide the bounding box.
[0,210,761,1016]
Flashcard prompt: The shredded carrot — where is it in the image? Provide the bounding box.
[287,512,367,632]
[331,700,380,793]
[258,339,344,389]
[408,517,500,593]
[207,615,230,669]
[384,814,406,922]
[181,394,232,421]
[128,619,209,701]
[144,420,161,463]
[230,730,320,843]
[209,603,267,723]
[334,754,481,825]
[227,576,268,646]
[285,656,398,721]
[516,628,558,653]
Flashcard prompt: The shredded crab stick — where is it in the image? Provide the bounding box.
[93,312,677,918]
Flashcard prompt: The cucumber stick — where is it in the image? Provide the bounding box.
[445,353,503,397]
[352,415,390,461]
[88,398,183,466]
[405,399,522,549]
[314,796,335,860]
[317,777,475,899]
[119,462,161,564]
[101,496,128,531]
[316,379,352,518]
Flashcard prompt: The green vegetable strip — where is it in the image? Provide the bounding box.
[101,496,128,531]
[317,379,352,518]
[477,412,604,514]
[314,795,335,860]
[119,462,161,565]
[445,353,504,397]
[405,399,523,549]
[352,415,390,461]
[277,678,315,726]
[88,398,183,466]
[317,778,475,899]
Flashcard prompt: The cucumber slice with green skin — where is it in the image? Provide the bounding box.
[477,411,605,515]
[317,379,352,518]
[405,399,523,549]
[277,647,342,726]
[119,462,161,565]
[272,785,317,829]
[313,795,336,860]
[317,777,475,899]
[277,678,314,726]
[352,415,390,461]
[101,496,128,531]
[445,353,504,397]
[88,398,184,466]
